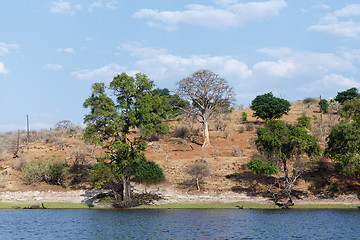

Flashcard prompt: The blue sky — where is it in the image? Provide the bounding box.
[1,0,360,132]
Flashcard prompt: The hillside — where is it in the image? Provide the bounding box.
[0,100,359,204]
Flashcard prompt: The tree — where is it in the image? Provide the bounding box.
[338,97,360,122]
[55,120,76,129]
[176,69,235,147]
[83,72,170,201]
[325,120,360,176]
[254,119,321,205]
[185,161,211,191]
[152,88,190,118]
[334,87,360,104]
[319,99,329,113]
[250,92,291,121]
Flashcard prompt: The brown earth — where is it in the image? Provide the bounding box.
[0,101,359,205]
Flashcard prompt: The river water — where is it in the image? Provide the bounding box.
[0,209,359,239]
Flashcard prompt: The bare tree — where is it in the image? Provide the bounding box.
[176,69,235,147]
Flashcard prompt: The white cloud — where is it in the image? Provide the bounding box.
[133,0,287,30]
[88,1,117,11]
[308,4,360,37]
[44,64,63,70]
[71,63,129,82]
[57,48,74,54]
[50,1,81,15]
[0,62,8,75]
[0,42,19,56]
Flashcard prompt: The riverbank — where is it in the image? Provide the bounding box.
[0,188,359,209]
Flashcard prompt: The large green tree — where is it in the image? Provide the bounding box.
[254,119,321,205]
[83,72,169,201]
[250,92,291,121]
[325,120,360,176]
[334,87,359,104]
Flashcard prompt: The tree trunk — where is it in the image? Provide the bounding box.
[122,176,131,201]
[196,177,200,191]
[202,120,210,148]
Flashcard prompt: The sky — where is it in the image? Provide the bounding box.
[1,0,360,132]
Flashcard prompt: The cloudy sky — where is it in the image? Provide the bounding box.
[1,0,360,132]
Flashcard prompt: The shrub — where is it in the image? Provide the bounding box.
[184,161,211,191]
[238,125,245,133]
[242,112,247,122]
[246,123,255,131]
[303,97,318,105]
[319,99,329,113]
[174,126,189,139]
[21,156,69,185]
[247,158,278,176]
[297,114,311,129]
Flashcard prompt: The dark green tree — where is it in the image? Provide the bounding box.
[152,88,190,118]
[338,97,360,122]
[250,92,291,121]
[319,99,329,113]
[334,87,359,104]
[84,72,170,201]
[254,119,321,205]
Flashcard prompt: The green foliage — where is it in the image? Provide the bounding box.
[152,88,190,118]
[325,120,360,175]
[242,112,247,122]
[134,161,164,184]
[338,97,360,122]
[319,99,329,113]
[21,156,69,185]
[83,72,170,201]
[247,158,278,176]
[250,92,291,121]
[334,87,360,104]
[296,114,311,129]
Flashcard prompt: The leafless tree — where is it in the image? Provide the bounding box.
[176,69,235,147]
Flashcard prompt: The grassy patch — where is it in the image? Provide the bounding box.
[291,204,360,209]
[0,202,98,209]
[135,201,279,209]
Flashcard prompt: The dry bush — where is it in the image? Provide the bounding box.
[0,175,6,188]
[213,113,231,131]
[0,132,18,160]
[12,157,30,171]
[238,125,245,133]
[312,115,339,144]
[173,126,189,139]
[303,97,318,105]
[246,123,255,131]
[36,129,65,148]
[182,160,211,191]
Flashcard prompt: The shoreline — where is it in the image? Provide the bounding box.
[0,189,359,209]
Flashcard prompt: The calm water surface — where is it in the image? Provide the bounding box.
[0,209,359,239]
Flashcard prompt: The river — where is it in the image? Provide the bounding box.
[0,209,359,239]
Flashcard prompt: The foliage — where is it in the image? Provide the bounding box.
[325,120,360,176]
[242,112,247,122]
[334,87,360,104]
[173,126,189,139]
[254,120,321,200]
[250,92,291,121]
[134,160,164,184]
[296,114,311,129]
[247,158,278,176]
[83,72,170,201]
[319,99,329,113]
[152,88,190,118]
[176,69,235,147]
[21,156,69,185]
[338,97,360,122]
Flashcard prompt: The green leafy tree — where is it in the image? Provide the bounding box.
[325,120,360,176]
[83,72,170,201]
[247,158,278,176]
[250,92,291,121]
[334,87,360,104]
[152,88,190,118]
[319,99,329,113]
[176,69,235,147]
[338,97,360,122]
[254,119,321,204]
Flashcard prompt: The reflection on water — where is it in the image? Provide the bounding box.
[0,209,359,239]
